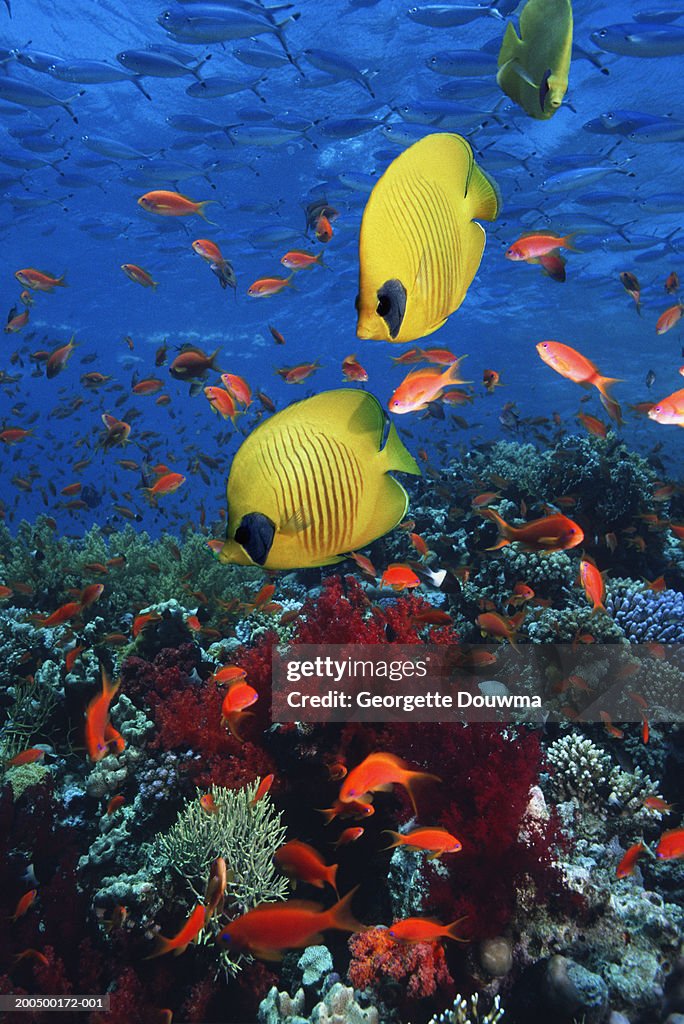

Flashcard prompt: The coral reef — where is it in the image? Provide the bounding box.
[258,982,379,1024]
[348,925,454,1002]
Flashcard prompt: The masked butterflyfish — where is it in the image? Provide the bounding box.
[218,389,420,570]
[496,0,573,120]
[356,133,500,344]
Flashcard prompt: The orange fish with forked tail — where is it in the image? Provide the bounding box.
[138,190,217,224]
[387,915,468,943]
[536,341,621,401]
[218,888,364,959]
[145,904,205,959]
[339,752,440,813]
[479,508,584,552]
[85,666,125,762]
[15,268,67,292]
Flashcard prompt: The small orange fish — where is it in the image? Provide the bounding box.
[192,239,224,263]
[480,508,584,552]
[15,268,67,292]
[218,888,363,958]
[418,346,458,366]
[101,413,131,449]
[107,795,126,815]
[319,798,375,824]
[616,842,645,878]
[665,271,679,294]
[220,373,251,407]
[11,890,37,922]
[274,841,338,894]
[655,303,683,336]
[0,427,33,445]
[220,680,259,740]
[85,667,124,762]
[339,752,439,813]
[387,915,467,944]
[315,213,333,243]
[8,748,46,767]
[409,533,429,559]
[506,231,578,260]
[410,609,453,626]
[656,827,684,859]
[133,611,161,637]
[46,336,77,379]
[276,361,320,383]
[138,190,217,223]
[121,264,158,289]
[389,358,469,415]
[577,412,608,438]
[80,583,105,609]
[132,377,164,396]
[380,563,421,591]
[349,551,377,579]
[145,473,186,501]
[204,856,228,923]
[476,610,524,647]
[482,369,501,392]
[536,341,620,402]
[13,948,49,966]
[600,710,623,740]
[248,276,293,297]
[579,559,605,613]
[341,354,369,382]
[204,386,239,423]
[643,796,674,813]
[509,582,534,607]
[200,793,220,814]
[251,774,274,805]
[647,389,684,427]
[281,250,326,271]
[210,665,247,686]
[333,827,364,846]
[169,346,221,380]
[383,826,461,860]
[41,600,82,628]
[5,308,30,333]
[145,904,206,959]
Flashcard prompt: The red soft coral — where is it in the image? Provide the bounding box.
[348,926,454,1002]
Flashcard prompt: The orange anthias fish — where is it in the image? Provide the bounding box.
[101,414,131,450]
[648,389,684,427]
[579,559,605,613]
[349,551,377,579]
[220,373,251,407]
[476,610,524,646]
[133,611,161,637]
[220,680,259,740]
[218,888,363,959]
[655,303,683,336]
[121,264,158,289]
[132,377,164,395]
[138,190,217,223]
[145,904,206,959]
[315,213,333,243]
[200,793,220,814]
[15,268,67,292]
[204,386,239,423]
[280,250,326,271]
[5,308,30,333]
[209,665,247,686]
[388,358,469,414]
[251,774,274,805]
[248,276,293,297]
[656,827,684,859]
[339,752,440,813]
[341,355,368,382]
[0,427,33,444]
[79,583,105,609]
[274,840,338,894]
[616,842,645,878]
[479,508,584,552]
[192,239,224,263]
[46,336,77,379]
[85,666,124,762]
[276,361,321,383]
[536,341,621,401]
[334,827,364,846]
[40,600,82,627]
[665,271,679,294]
[319,797,375,824]
[380,563,421,591]
[145,473,186,502]
[383,826,462,860]
[483,369,501,392]
[8,748,46,767]
[506,232,578,261]
[577,412,608,438]
[388,916,467,944]
[11,890,37,922]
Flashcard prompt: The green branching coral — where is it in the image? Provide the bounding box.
[0,666,62,763]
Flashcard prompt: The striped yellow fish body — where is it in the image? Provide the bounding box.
[356,133,500,344]
[219,390,420,570]
[497,0,573,120]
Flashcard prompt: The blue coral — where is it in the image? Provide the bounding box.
[606,585,684,643]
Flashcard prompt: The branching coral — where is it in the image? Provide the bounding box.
[415,993,504,1024]
[606,582,684,643]
[153,780,288,907]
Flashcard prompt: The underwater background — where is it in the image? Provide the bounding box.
[1,0,683,1021]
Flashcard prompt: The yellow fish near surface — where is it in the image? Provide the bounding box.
[356,133,500,344]
[218,390,420,570]
[497,0,573,120]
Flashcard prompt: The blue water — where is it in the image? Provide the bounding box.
[1,0,683,534]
